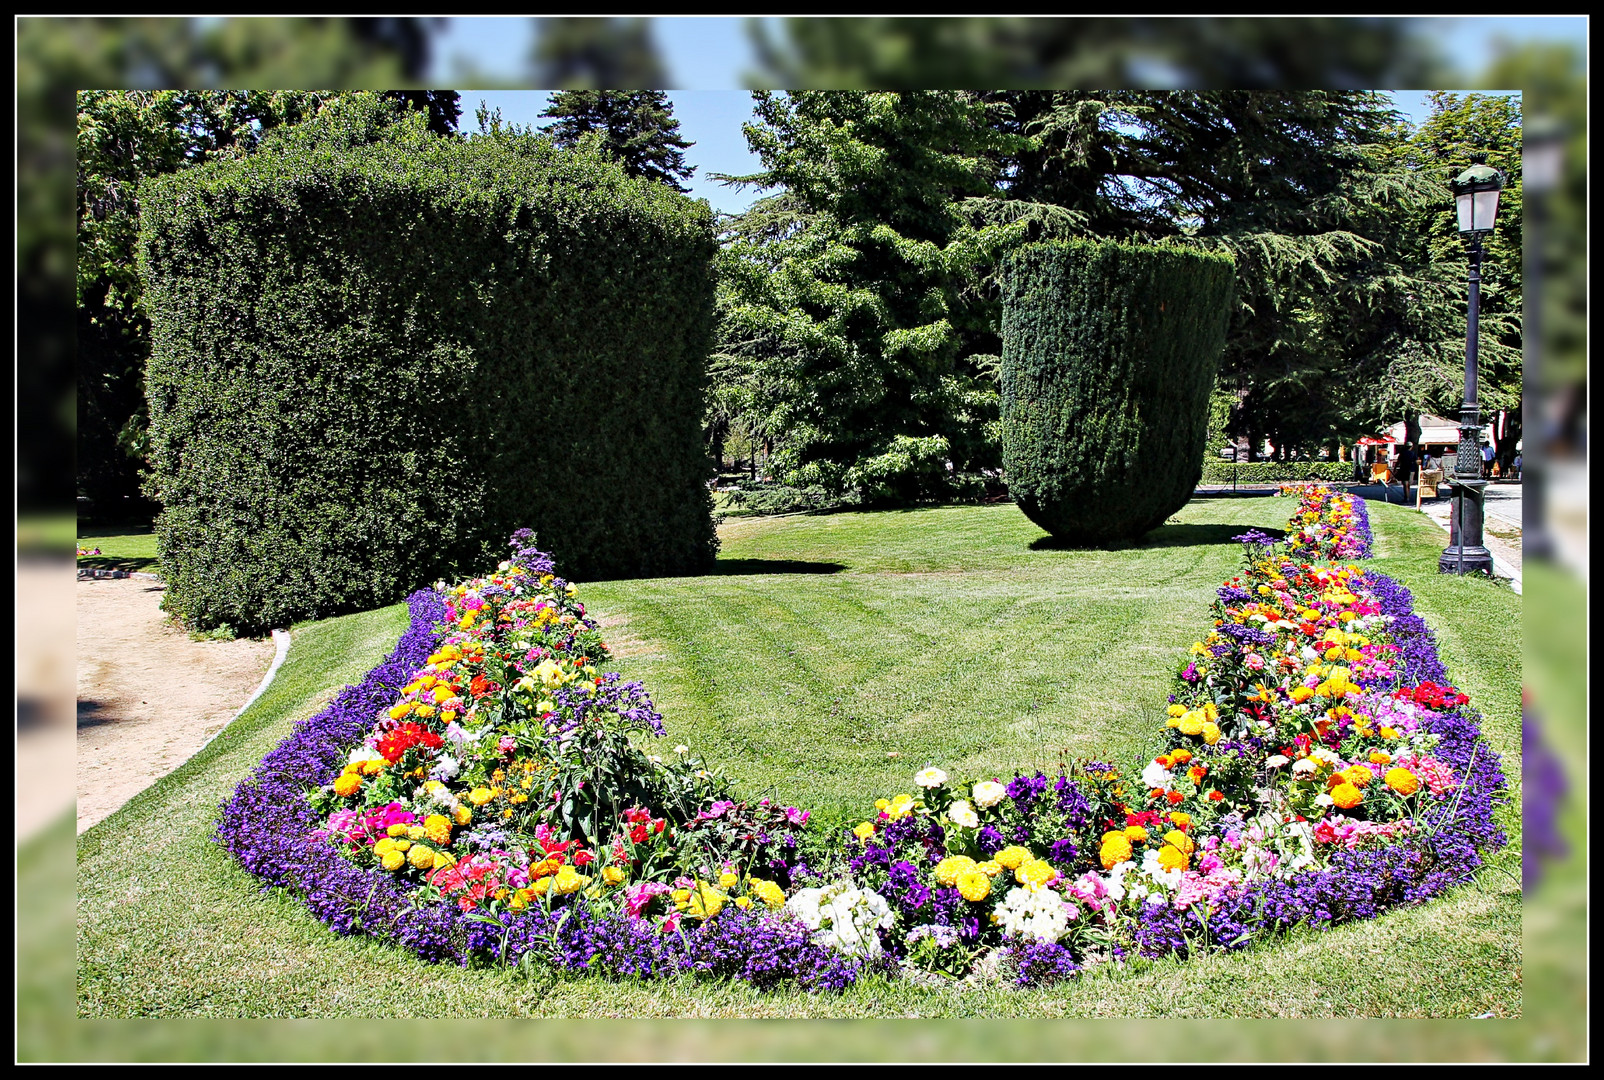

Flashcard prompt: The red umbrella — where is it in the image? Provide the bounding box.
[1355,436,1397,446]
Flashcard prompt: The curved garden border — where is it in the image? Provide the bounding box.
[215,492,1508,992]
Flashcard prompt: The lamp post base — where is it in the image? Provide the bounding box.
[1439,477,1494,576]
[1438,545,1495,576]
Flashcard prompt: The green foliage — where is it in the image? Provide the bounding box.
[1197,461,1352,484]
[74,88,460,512]
[539,90,695,192]
[714,91,1028,505]
[139,95,718,634]
[998,239,1235,543]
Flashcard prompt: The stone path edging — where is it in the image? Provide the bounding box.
[194,628,293,755]
[77,568,163,582]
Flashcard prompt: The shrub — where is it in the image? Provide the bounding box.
[138,96,718,633]
[1199,461,1354,484]
[998,239,1235,544]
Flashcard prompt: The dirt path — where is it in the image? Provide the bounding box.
[76,576,277,834]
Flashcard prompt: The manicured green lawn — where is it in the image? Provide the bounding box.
[65,496,1522,1027]
[75,525,160,574]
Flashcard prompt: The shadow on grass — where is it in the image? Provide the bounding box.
[710,558,846,576]
[76,556,160,573]
[1027,523,1282,552]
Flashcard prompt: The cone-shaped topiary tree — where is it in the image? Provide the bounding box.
[999,239,1235,544]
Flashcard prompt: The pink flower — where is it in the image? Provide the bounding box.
[1245,653,1265,671]
[784,806,810,826]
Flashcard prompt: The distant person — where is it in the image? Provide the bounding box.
[1513,452,1522,480]
[1395,442,1418,503]
[1482,442,1495,479]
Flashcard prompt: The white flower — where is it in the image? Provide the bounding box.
[1141,760,1174,789]
[1291,758,1318,775]
[497,560,511,571]
[347,746,386,767]
[948,800,979,828]
[914,766,949,789]
[995,886,1072,943]
[1310,746,1342,766]
[1264,754,1290,768]
[787,883,894,958]
[1314,792,1335,807]
[971,780,1007,808]
[674,745,689,755]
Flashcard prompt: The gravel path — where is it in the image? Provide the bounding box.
[76,577,276,834]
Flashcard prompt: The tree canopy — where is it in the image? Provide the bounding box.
[539,90,695,192]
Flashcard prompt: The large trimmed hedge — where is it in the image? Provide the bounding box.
[999,240,1235,544]
[1198,461,1354,485]
[138,99,718,633]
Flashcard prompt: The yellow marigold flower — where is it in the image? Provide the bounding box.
[387,702,410,721]
[718,871,740,889]
[380,849,406,872]
[1163,830,1194,855]
[1289,686,1315,704]
[387,823,409,838]
[874,798,890,811]
[425,814,451,844]
[553,866,590,895]
[976,860,1003,878]
[1385,768,1421,796]
[994,845,1031,870]
[373,838,396,857]
[1178,715,1204,736]
[957,870,993,902]
[1202,723,1222,746]
[1157,844,1189,873]
[748,879,786,908]
[1202,702,1219,722]
[1100,834,1133,870]
[407,845,434,870]
[1341,765,1372,787]
[360,758,384,776]
[531,878,552,897]
[853,822,876,841]
[1170,748,1193,764]
[1369,751,1392,765]
[1166,704,1187,717]
[934,855,978,887]
[1169,812,1191,828]
[392,839,411,852]
[734,896,753,910]
[886,793,916,819]
[1380,727,1399,740]
[432,684,454,704]
[602,866,627,886]
[333,772,362,798]
[1123,825,1149,843]
[453,805,473,825]
[1016,859,1058,888]
[469,786,494,806]
[407,825,426,840]
[1324,646,1345,661]
[414,704,435,718]
[1331,782,1364,810]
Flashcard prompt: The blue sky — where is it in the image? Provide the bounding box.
[443,17,1573,216]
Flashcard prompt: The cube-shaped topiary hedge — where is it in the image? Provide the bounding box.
[138,99,718,634]
[999,239,1235,545]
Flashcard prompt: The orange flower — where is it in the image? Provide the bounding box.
[1165,790,1185,806]
[1206,790,1225,802]
[1188,766,1207,783]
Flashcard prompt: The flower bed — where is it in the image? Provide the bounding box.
[217,496,1507,993]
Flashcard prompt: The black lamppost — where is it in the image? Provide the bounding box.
[1439,162,1504,576]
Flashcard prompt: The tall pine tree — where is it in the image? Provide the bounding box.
[539,91,695,193]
